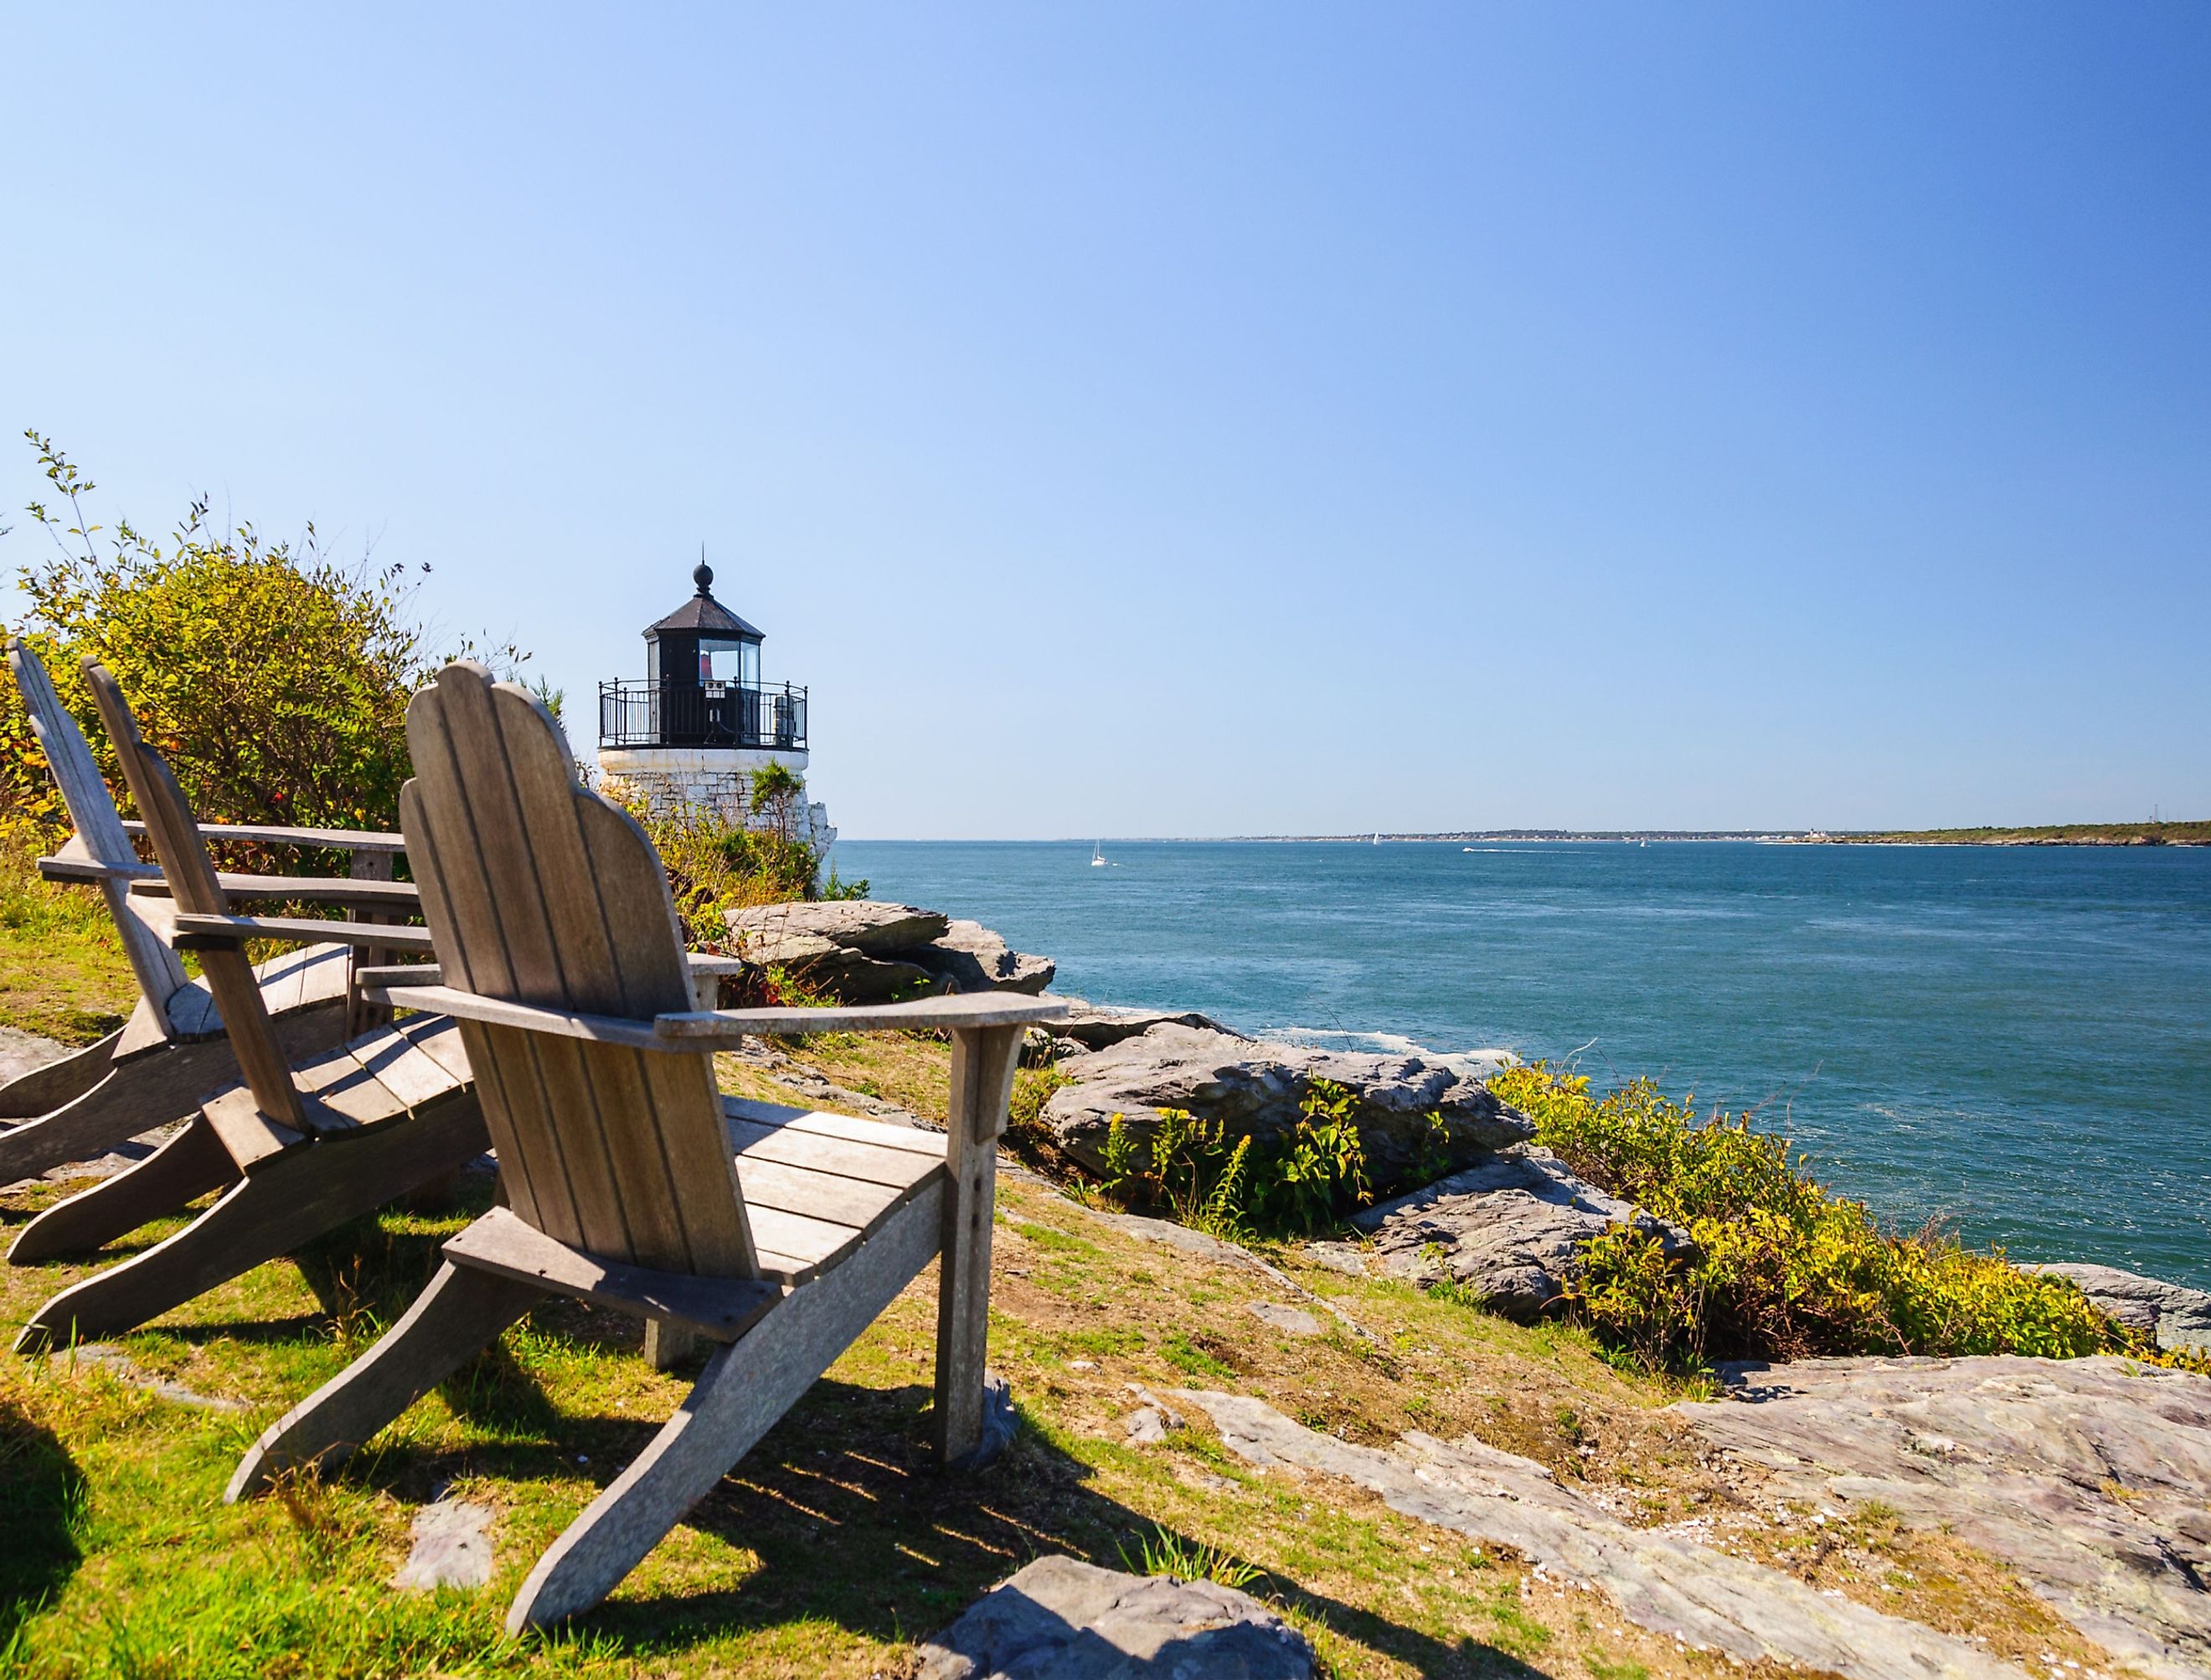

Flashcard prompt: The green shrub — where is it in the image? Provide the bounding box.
[2,433,523,848]
[1491,1063,2178,1372]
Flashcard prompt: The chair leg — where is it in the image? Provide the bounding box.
[228,1257,544,1500]
[642,1321,698,1370]
[8,1113,238,1263]
[934,1024,1021,1467]
[506,1182,946,1632]
[13,1095,488,1353]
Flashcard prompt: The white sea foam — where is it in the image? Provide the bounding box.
[1263,1023,1518,1064]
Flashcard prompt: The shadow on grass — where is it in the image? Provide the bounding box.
[352,1373,1538,1676]
[0,1403,85,1647]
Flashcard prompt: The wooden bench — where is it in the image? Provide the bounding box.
[227,661,1064,1631]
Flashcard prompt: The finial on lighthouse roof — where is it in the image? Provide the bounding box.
[694,544,713,595]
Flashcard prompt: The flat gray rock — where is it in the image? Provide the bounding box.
[0,1026,70,1087]
[1349,1145,1692,1321]
[391,1497,495,1590]
[724,899,951,954]
[915,1554,1314,1679]
[723,901,1054,1000]
[1042,1024,1529,1184]
[2027,1263,2211,1352]
[50,1343,245,1411]
[1049,1002,1245,1053]
[1245,1301,1322,1337]
[1675,1354,2211,1679]
[1173,1388,2025,1680]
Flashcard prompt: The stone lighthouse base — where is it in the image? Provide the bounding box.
[595,745,837,862]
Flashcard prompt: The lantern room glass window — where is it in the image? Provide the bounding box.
[698,636,760,687]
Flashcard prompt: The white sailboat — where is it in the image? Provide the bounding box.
[1091,841,1108,868]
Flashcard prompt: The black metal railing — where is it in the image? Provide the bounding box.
[598,679,808,750]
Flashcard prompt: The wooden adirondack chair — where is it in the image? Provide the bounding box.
[10,661,490,1346]
[0,636,414,1188]
[228,662,1063,1631]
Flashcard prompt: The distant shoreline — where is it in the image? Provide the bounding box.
[846,824,2211,846]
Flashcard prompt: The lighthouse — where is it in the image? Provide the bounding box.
[595,562,835,860]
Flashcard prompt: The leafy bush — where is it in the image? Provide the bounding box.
[2,434,523,848]
[1096,1080,1381,1239]
[1491,1063,2173,1371]
[595,781,825,951]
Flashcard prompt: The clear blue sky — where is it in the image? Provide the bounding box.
[7,5,2206,837]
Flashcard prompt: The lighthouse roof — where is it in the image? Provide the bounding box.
[647,563,762,641]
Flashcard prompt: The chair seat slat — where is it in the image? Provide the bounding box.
[733,1154,935,1239]
[725,1112,947,1191]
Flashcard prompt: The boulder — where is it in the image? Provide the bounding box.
[1040,1023,1529,1185]
[1049,1002,1245,1052]
[910,920,1056,996]
[721,900,1054,1001]
[2025,1262,2211,1352]
[1349,1146,1693,1321]
[734,934,943,1004]
[915,1554,1315,1680]
[1675,1354,2211,1677]
[724,899,950,954]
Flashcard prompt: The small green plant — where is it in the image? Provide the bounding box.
[1093,1080,1379,1239]
[1121,1525,1261,1590]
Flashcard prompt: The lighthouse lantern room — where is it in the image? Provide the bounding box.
[596,563,833,856]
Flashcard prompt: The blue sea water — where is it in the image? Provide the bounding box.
[833,839,2211,1291]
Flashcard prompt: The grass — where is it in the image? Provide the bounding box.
[0,1070,2133,1677]
[0,843,138,1045]
[0,1150,1792,1680]
[0,879,2145,1676]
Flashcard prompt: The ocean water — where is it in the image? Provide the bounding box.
[833,838,2211,1291]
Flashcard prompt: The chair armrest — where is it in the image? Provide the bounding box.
[127,873,420,910]
[39,854,159,885]
[354,964,443,989]
[122,819,406,854]
[348,982,1065,1051]
[171,913,438,954]
[657,993,1068,1043]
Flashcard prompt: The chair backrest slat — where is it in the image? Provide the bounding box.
[81,661,307,1126]
[5,638,190,1020]
[401,663,755,1276]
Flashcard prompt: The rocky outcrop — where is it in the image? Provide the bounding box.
[915,1554,1315,1680]
[1041,1023,1527,1184]
[2027,1263,2211,1353]
[909,920,1055,996]
[725,899,951,955]
[1674,1354,2211,1679]
[1173,1388,2026,1680]
[1347,1145,1693,1321]
[1049,1001,1242,1052]
[722,900,1054,1002]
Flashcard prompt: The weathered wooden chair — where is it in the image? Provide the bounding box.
[228,662,1062,1631]
[10,661,490,1346]
[0,636,413,1188]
